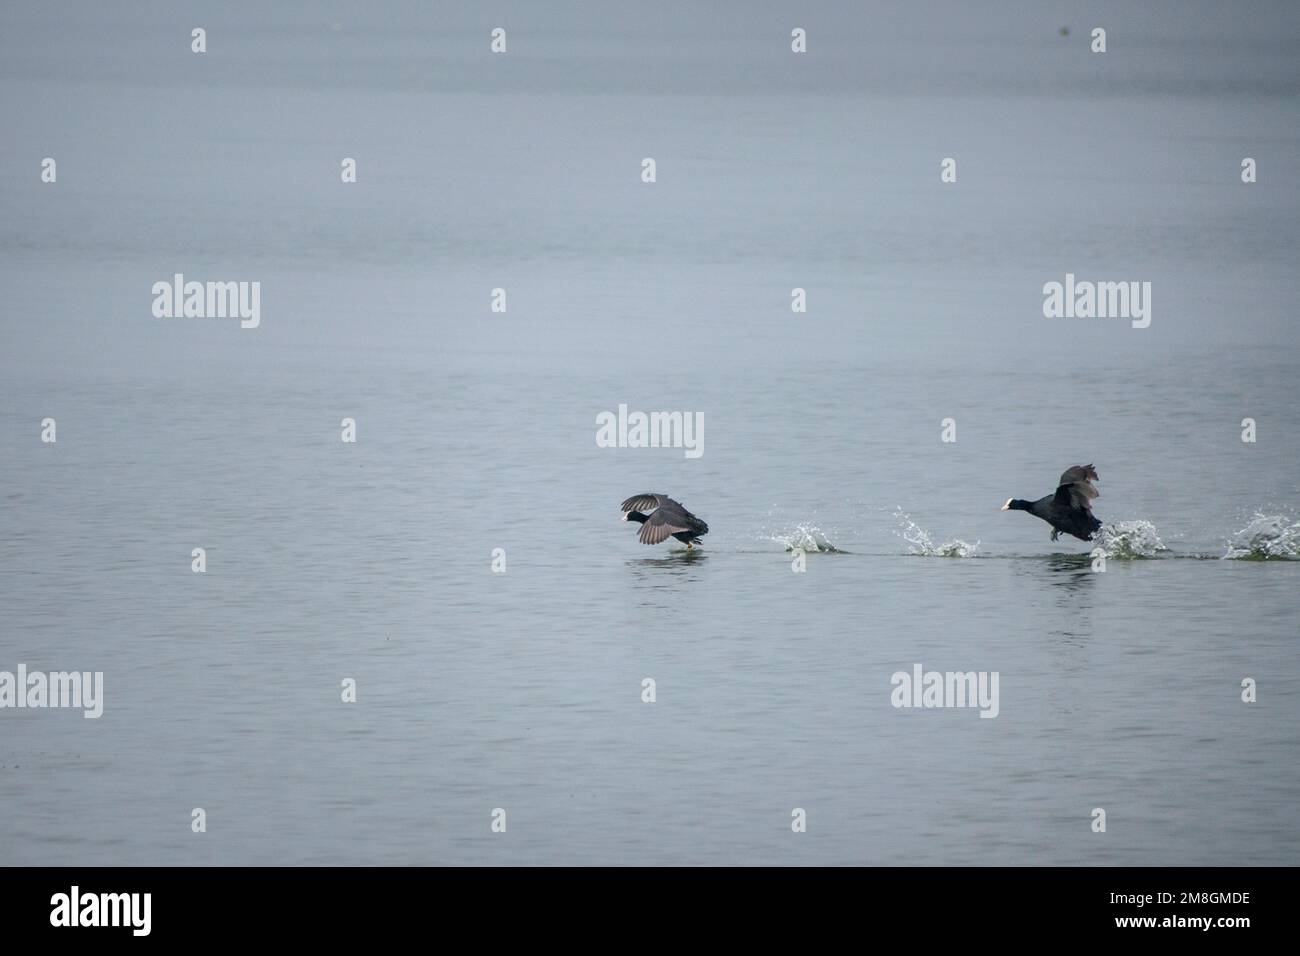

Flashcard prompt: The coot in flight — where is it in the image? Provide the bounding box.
[1001,465,1103,542]
[621,494,709,549]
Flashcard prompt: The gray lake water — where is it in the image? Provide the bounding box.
[1,1,1298,865]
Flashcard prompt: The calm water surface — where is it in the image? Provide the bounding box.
[1,1,1297,864]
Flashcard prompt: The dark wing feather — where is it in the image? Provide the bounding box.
[620,493,665,514]
[638,510,691,544]
[1058,464,1099,488]
[1054,464,1099,511]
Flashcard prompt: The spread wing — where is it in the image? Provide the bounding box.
[637,508,691,545]
[620,493,665,515]
[1054,464,1099,511]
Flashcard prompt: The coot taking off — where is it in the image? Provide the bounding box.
[1001,464,1103,542]
[621,494,709,548]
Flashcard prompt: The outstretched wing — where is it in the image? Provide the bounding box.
[1054,464,1099,511]
[638,508,691,545]
[620,493,665,515]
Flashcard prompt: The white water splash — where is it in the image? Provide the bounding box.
[1094,520,1169,559]
[893,508,979,557]
[1223,514,1300,560]
[764,524,842,553]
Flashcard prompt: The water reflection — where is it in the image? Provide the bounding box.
[1015,553,1099,644]
[1044,552,1094,587]
[626,551,708,576]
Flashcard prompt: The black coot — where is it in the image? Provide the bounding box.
[1002,464,1103,542]
[620,494,709,548]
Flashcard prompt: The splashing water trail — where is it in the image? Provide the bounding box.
[893,508,979,557]
[1094,520,1169,559]
[764,524,842,554]
[1223,514,1300,560]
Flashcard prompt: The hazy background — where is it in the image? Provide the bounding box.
[1,1,1297,864]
